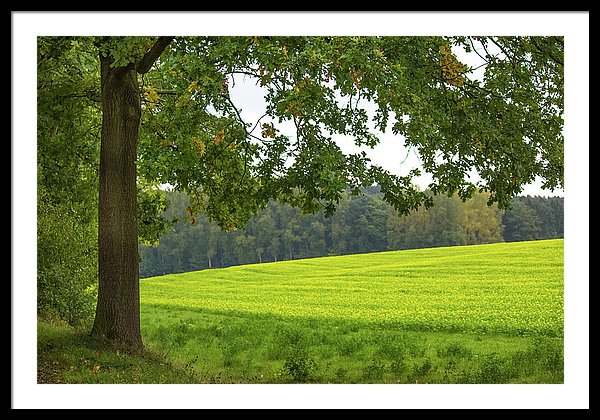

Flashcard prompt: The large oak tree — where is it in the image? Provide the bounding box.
[38,36,563,352]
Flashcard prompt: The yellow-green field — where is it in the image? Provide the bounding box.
[139,239,564,383]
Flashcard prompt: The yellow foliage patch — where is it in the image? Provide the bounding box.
[215,129,225,145]
[439,44,466,88]
[143,86,160,110]
[193,138,206,156]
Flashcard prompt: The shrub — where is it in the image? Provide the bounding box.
[282,347,317,383]
[37,199,98,325]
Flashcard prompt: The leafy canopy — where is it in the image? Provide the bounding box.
[43,36,564,233]
[137,36,563,231]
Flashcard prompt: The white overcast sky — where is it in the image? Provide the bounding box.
[12,11,588,409]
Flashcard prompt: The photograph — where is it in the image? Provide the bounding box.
[12,11,589,409]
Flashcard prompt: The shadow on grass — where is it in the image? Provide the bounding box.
[37,318,202,384]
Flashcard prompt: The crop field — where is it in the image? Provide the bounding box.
[140,239,564,383]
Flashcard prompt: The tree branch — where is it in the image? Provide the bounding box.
[467,37,491,65]
[155,89,177,95]
[136,36,175,75]
[531,38,564,67]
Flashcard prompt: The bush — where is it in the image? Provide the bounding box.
[37,198,98,325]
[281,347,317,383]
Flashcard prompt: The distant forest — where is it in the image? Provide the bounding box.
[139,188,564,278]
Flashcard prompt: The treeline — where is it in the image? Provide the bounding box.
[139,189,564,278]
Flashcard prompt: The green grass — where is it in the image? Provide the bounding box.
[139,239,564,383]
[37,239,564,384]
[37,318,201,384]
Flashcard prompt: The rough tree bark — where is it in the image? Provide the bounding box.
[90,55,144,351]
[91,37,172,353]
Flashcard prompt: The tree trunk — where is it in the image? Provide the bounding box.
[91,54,144,353]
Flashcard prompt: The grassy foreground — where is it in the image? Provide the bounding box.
[38,239,564,384]
[37,318,201,384]
[140,239,563,383]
